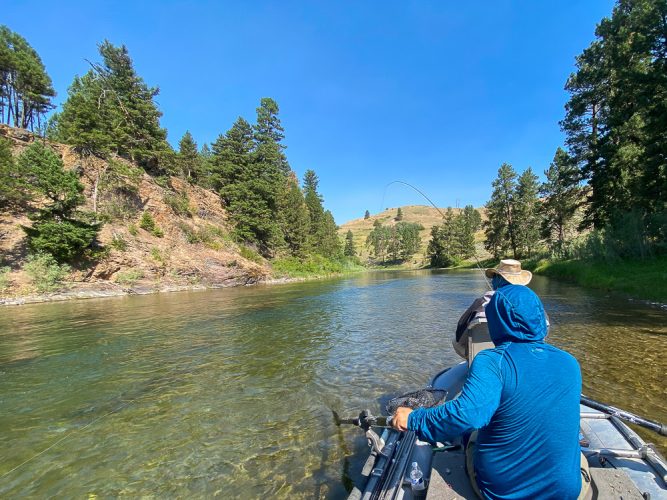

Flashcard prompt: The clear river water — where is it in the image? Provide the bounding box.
[1,270,665,498]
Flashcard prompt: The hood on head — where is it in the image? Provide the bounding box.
[486,285,547,344]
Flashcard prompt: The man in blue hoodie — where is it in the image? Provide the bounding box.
[393,285,583,499]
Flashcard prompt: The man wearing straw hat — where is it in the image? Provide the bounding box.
[394,259,587,499]
[453,259,533,351]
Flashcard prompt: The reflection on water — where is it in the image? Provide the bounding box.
[0,271,665,498]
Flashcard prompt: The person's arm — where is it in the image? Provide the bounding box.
[404,353,503,443]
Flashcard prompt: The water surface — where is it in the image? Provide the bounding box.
[1,270,665,498]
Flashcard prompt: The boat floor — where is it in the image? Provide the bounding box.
[425,450,647,500]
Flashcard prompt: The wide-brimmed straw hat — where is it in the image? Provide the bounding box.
[485,259,532,286]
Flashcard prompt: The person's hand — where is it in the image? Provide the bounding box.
[392,407,412,432]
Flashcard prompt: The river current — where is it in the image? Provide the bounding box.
[1,270,665,498]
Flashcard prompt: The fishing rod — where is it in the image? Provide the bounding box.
[381,180,492,289]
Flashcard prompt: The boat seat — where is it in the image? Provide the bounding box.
[453,317,494,365]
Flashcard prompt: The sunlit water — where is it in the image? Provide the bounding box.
[1,271,665,498]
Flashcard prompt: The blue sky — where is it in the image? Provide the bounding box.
[7,1,614,224]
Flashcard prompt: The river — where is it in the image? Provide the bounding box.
[1,270,665,498]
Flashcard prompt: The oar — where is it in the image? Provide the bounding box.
[581,395,667,437]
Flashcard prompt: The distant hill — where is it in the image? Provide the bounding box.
[339,205,489,267]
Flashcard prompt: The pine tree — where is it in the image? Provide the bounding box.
[303,169,325,251]
[18,142,99,261]
[178,131,201,182]
[211,117,275,248]
[514,167,541,257]
[0,26,55,130]
[541,148,582,256]
[484,163,518,258]
[344,230,356,256]
[364,210,370,220]
[55,41,167,170]
[0,136,28,208]
[319,210,342,258]
[277,172,310,256]
[427,209,458,267]
[396,207,403,221]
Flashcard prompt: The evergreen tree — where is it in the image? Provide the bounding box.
[395,222,422,260]
[459,205,481,259]
[211,117,276,248]
[0,26,55,130]
[484,163,518,258]
[344,230,356,256]
[0,136,28,208]
[178,130,201,182]
[540,148,582,256]
[427,209,458,267]
[561,0,667,249]
[55,41,167,170]
[319,210,342,258]
[364,210,370,220]
[396,207,403,221]
[514,167,541,257]
[277,172,310,256]
[18,142,99,261]
[303,169,325,250]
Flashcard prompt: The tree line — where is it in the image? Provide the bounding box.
[485,0,666,261]
[0,27,343,265]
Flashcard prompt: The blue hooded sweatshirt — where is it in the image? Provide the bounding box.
[408,285,582,499]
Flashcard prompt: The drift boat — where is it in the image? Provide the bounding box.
[343,316,667,500]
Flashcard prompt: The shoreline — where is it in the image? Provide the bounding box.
[0,269,370,307]
[0,275,310,307]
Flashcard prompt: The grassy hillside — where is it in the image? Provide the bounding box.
[339,205,489,267]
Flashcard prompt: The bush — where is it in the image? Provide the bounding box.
[139,211,163,237]
[128,224,138,236]
[115,269,144,285]
[239,246,263,264]
[110,233,128,251]
[23,218,99,263]
[271,255,364,278]
[24,253,71,292]
[139,211,156,231]
[163,192,192,217]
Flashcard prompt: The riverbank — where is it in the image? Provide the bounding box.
[0,262,367,307]
[458,256,667,304]
[524,256,667,304]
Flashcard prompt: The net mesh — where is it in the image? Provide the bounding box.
[385,388,447,415]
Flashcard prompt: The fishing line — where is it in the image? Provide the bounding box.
[381,180,492,289]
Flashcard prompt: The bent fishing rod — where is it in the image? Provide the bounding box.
[382,180,491,289]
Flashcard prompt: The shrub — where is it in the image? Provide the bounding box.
[239,246,263,264]
[115,269,144,285]
[24,253,71,292]
[139,211,156,231]
[128,224,138,236]
[139,211,164,237]
[163,192,192,217]
[98,160,143,220]
[150,246,165,263]
[23,219,99,263]
[110,233,128,251]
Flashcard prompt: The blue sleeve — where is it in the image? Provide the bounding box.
[407,353,503,443]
